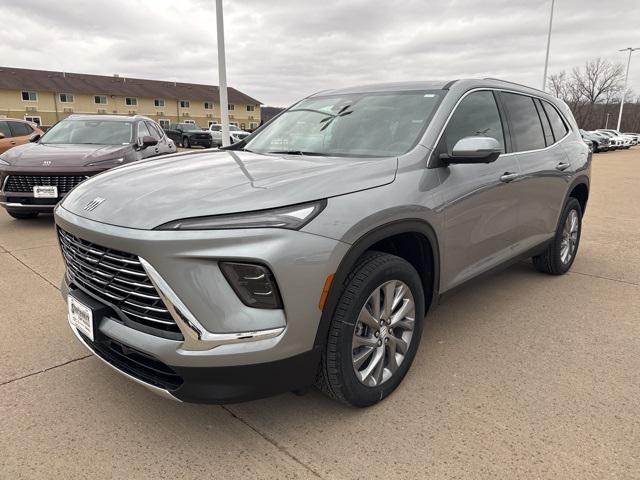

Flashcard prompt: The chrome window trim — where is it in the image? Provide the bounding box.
[1,175,9,193]
[139,257,285,352]
[427,87,573,167]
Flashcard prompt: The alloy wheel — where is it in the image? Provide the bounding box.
[352,280,415,387]
[560,209,579,264]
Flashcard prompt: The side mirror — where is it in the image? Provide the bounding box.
[442,136,502,164]
[29,133,42,142]
[139,136,158,149]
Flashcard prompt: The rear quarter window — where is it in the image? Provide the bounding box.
[542,101,569,140]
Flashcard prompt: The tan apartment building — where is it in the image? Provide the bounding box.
[0,66,261,130]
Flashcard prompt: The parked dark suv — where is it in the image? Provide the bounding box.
[0,115,175,219]
[164,123,213,148]
[55,79,590,407]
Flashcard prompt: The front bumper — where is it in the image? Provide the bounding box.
[55,205,349,402]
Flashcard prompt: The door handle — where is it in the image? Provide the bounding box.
[10,141,16,145]
[500,172,519,183]
[556,162,570,171]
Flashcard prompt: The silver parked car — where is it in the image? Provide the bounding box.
[54,79,590,407]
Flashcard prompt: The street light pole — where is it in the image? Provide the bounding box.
[216,0,230,147]
[616,47,639,132]
[605,112,611,129]
[542,0,555,91]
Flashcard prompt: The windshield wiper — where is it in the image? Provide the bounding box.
[265,150,329,156]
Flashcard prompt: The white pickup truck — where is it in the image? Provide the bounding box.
[207,124,251,146]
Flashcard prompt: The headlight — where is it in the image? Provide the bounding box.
[0,156,10,166]
[155,199,326,231]
[85,157,124,167]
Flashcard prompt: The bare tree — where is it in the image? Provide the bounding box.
[572,57,624,105]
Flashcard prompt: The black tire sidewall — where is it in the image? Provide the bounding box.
[330,254,425,407]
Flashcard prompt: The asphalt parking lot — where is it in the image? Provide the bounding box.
[1,148,639,479]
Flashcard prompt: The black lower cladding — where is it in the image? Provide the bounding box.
[170,347,322,404]
[80,331,184,391]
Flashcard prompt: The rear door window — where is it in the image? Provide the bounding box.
[501,93,546,152]
[542,101,569,140]
[9,121,33,137]
[0,121,11,138]
[442,90,505,154]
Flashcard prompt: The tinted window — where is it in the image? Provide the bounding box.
[9,121,32,137]
[542,101,568,140]
[534,99,554,145]
[502,93,545,151]
[137,121,151,139]
[41,120,133,145]
[146,122,163,140]
[442,91,505,154]
[0,121,11,138]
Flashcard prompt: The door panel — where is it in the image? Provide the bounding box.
[500,94,572,251]
[437,90,521,291]
[439,156,522,290]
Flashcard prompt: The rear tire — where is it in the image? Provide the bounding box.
[532,197,582,275]
[317,251,425,407]
[7,210,39,220]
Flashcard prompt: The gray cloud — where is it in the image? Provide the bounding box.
[0,0,638,106]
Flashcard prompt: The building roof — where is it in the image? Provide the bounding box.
[0,66,261,105]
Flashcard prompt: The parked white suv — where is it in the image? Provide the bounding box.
[208,124,251,146]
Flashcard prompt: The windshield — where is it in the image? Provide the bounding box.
[229,126,242,132]
[181,124,201,131]
[245,90,443,157]
[41,119,133,145]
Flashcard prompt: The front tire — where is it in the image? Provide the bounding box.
[532,197,582,275]
[7,210,39,220]
[317,251,425,407]
[183,137,190,148]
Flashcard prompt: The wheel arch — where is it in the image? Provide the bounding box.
[313,219,441,349]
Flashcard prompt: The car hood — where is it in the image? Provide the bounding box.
[1,142,130,167]
[60,150,398,230]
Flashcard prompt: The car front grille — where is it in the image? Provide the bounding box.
[3,175,88,194]
[79,332,183,391]
[57,228,182,337]
[194,134,211,140]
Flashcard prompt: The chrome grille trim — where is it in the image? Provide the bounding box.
[57,228,180,335]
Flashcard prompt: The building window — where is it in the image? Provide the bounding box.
[208,121,218,127]
[24,116,42,126]
[154,98,165,107]
[180,100,190,108]
[21,91,37,101]
[228,104,235,111]
[59,93,74,103]
[246,105,255,112]
[95,95,108,104]
[126,97,138,106]
[184,119,196,124]
[159,119,170,128]
[204,101,214,110]
[249,122,258,130]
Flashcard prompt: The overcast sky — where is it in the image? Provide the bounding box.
[1,0,639,106]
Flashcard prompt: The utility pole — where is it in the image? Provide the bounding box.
[216,0,230,147]
[605,112,611,129]
[616,47,639,132]
[542,0,555,91]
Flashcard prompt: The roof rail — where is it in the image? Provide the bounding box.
[483,77,546,94]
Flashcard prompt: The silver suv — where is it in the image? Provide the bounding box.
[55,79,590,407]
